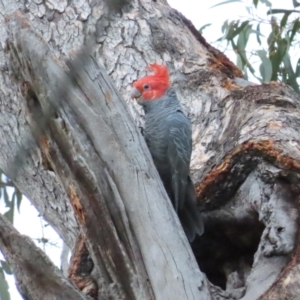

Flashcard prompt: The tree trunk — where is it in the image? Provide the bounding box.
[0,1,299,300]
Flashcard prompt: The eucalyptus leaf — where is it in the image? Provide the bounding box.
[289,18,300,42]
[277,38,289,62]
[256,23,262,44]
[199,23,212,34]
[16,189,22,213]
[293,0,300,7]
[0,268,10,300]
[3,189,10,207]
[0,261,12,275]
[268,9,300,15]
[260,0,272,7]
[280,12,292,28]
[211,0,299,94]
[257,50,273,82]
[283,54,300,93]
[295,58,300,77]
[253,0,259,8]
[4,204,14,223]
[210,0,242,9]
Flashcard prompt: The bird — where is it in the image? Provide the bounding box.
[131,63,204,241]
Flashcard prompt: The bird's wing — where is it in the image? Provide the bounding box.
[166,110,193,211]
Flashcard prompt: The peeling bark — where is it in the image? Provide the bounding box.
[0,0,299,299]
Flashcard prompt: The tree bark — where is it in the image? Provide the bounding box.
[0,212,89,300]
[0,0,299,300]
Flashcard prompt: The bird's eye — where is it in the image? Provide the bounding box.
[143,84,150,90]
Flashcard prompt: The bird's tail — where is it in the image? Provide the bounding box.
[179,176,204,242]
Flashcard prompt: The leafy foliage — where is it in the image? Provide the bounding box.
[0,171,22,223]
[209,0,300,92]
[0,267,10,300]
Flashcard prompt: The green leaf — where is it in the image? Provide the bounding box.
[0,261,12,275]
[225,21,237,40]
[260,0,272,7]
[268,9,300,15]
[198,23,212,34]
[277,38,289,62]
[289,19,300,43]
[293,0,300,7]
[11,191,16,204]
[253,0,259,8]
[282,54,300,93]
[246,5,252,14]
[295,58,300,77]
[0,268,10,300]
[237,24,252,49]
[4,204,14,224]
[16,189,22,213]
[267,18,279,50]
[236,53,243,71]
[231,38,255,74]
[236,24,253,72]
[221,20,229,36]
[210,0,242,9]
[226,21,250,40]
[256,23,262,44]
[257,50,273,82]
[280,12,292,29]
[237,33,246,53]
[3,189,10,207]
[236,54,243,70]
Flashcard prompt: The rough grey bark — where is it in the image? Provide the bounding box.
[1,9,209,300]
[0,0,299,300]
[191,83,300,299]
[0,212,89,300]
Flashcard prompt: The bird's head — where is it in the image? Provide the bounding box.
[131,64,170,104]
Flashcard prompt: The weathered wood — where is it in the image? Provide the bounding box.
[189,81,300,298]
[193,162,298,299]
[0,0,300,299]
[259,247,300,299]
[3,10,209,300]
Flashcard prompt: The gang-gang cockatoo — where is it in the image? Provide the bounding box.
[131,64,204,242]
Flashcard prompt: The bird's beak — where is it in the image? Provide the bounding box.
[131,87,142,99]
[131,87,143,105]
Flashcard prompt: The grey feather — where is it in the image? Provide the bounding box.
[141,88,204,241]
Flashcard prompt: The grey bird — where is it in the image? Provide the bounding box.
[131,64,204,241]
